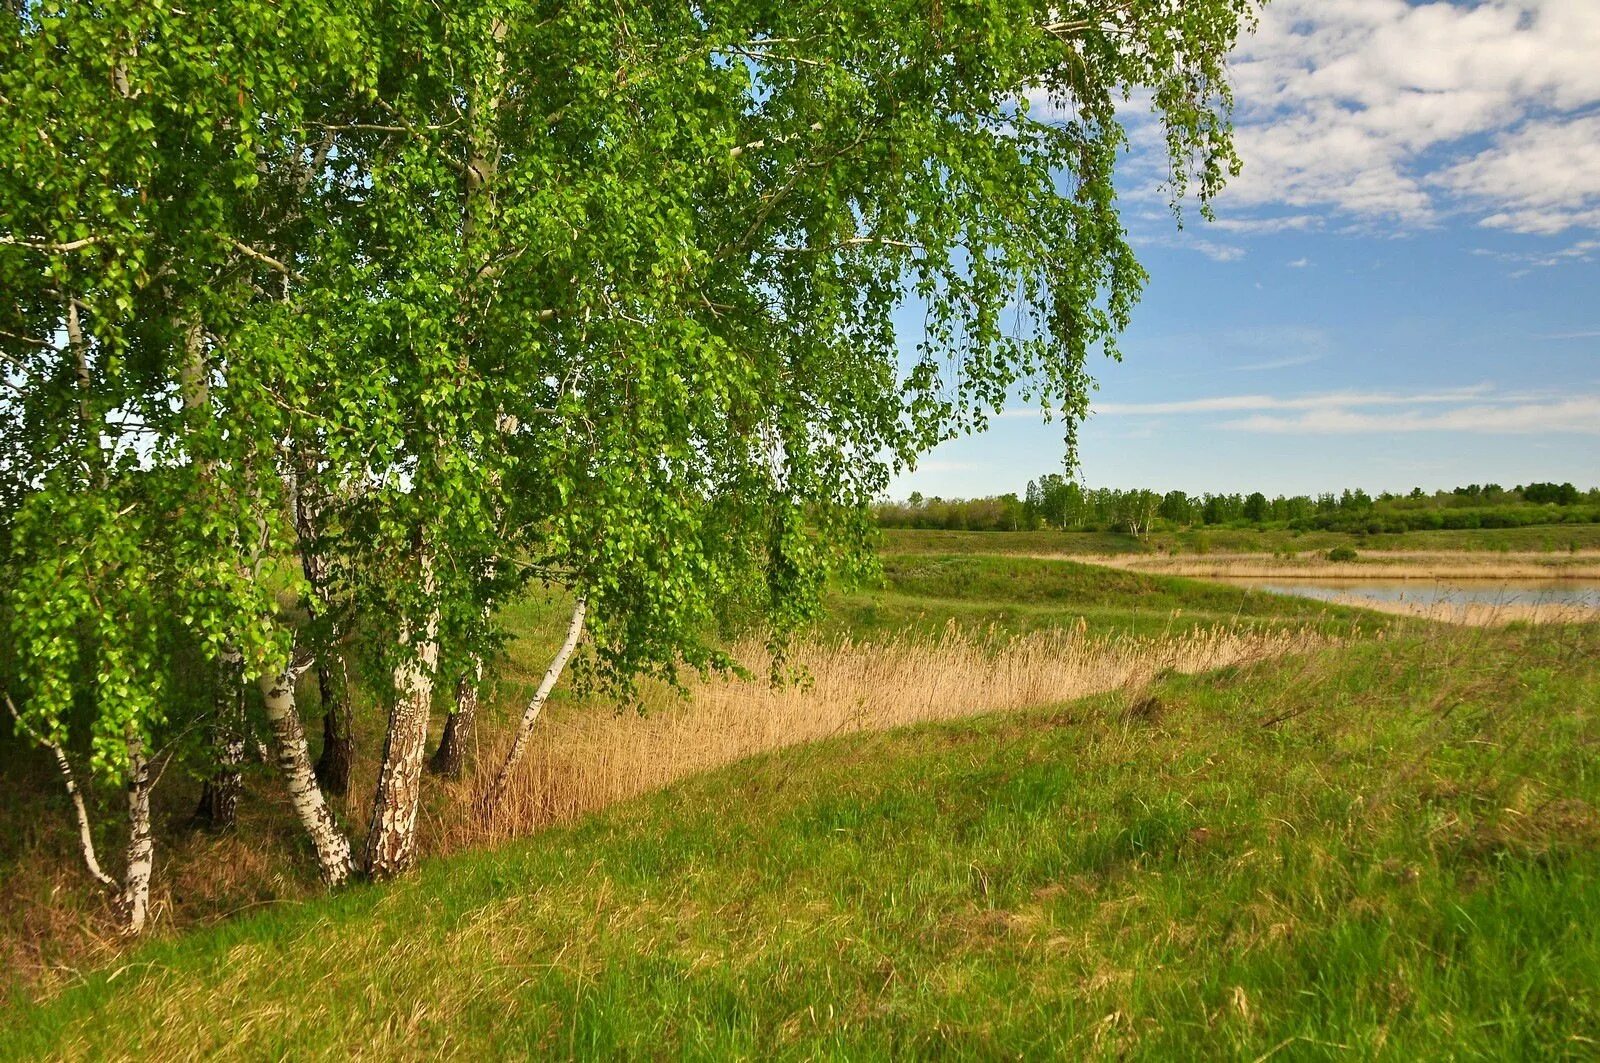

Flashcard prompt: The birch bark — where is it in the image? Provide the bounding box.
[259,665,354,885]
[478,597,586,816]
[118,736,154,936]
[363,599,439,878]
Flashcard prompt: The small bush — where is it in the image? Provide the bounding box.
[1326,546,1359,562]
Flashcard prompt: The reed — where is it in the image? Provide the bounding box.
[441,622,1328,848]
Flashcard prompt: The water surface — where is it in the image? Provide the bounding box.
[1215,578,1600,611]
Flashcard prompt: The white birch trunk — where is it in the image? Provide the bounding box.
[362,617,439,879]
[259,666,354,886]
[478,597,586,816]
[4,694,117,892]
[118,735,154,936]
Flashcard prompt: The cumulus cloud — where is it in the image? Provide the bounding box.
[1435,115,1600,234]
[1208,0,1600,236]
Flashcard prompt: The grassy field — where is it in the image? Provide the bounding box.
[4,538,1597,1058]
[884,523,1600,558]
[4,621,1597,1058]
[0,554,1359,988]
[824,554,1374,640]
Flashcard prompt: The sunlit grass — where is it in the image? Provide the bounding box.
[5,622,1598,1058]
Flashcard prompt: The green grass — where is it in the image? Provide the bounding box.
[882,528,1152,555]
[825,554,1378,640]
[883,523,1600,557]
[476,553,1369,655]
[5,622,1597,1058]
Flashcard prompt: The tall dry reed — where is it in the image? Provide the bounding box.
[438,622,1329,848]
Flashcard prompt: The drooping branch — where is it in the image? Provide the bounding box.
[5,693,117,891]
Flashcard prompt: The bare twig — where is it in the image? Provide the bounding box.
[223,237,306,283]
[0,234,103,253]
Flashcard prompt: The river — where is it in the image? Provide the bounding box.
[1214,577,1600,612]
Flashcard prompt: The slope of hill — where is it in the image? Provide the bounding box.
[5,623,1597,1059]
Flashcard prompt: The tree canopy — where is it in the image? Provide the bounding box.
[2,0,1258,926]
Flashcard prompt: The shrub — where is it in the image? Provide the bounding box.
[1326,546,1359,562]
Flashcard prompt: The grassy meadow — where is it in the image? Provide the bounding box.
[4,534,1599,1057]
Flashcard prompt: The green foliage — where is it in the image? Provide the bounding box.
[1326,546,1359,562]
[0,0,365,774]
[3,0,1262,787]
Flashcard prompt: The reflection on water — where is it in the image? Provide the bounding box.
[1217,578,1600,610]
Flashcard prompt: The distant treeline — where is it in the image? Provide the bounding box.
[876,478,1600,535]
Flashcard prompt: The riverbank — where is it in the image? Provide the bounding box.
[1081,550,1600,581]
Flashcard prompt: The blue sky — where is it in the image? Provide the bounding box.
[893,0,1600,500]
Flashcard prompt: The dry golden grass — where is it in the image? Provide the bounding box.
[438,623,1329,849]
[5,620,1327,993]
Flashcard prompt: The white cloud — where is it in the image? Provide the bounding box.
[1079,382,1599,436]
[1226,397,1600,435]
[1435,115,1600,234]
[1227,352,1320,372]
[1211,0,1600,236]
[1286,257,1312,268]
[1134,229,1247,261]
[1208,214,1325,235]
[1190,239,1246,263]
[1093,384,1496,417]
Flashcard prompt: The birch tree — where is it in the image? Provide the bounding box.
[0,0,370,925]
[309,0,1258,848]
[5,0,1259,908]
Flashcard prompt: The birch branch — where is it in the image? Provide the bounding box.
[0,234,103,252]
[222,237,306,283]
[4,693,118,891]
[477,597,588,816]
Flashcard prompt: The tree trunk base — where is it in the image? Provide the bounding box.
[428,679,477,780]
[192,773,241,831]
[314,719,353,797]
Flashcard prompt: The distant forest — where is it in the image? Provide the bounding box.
[876,479,1600,535]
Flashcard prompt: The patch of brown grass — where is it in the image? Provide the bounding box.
[1314,596,1596,626]
[4,621,1327,996]
[439,623,1327,849]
